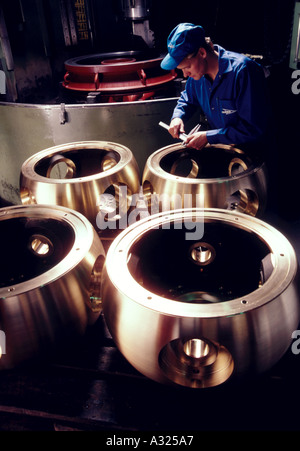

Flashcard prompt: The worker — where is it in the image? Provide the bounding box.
[161,23,272,159]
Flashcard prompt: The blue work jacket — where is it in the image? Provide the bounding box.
[172,45,270,147]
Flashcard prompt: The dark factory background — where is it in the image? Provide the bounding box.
[0,0,296,101]
[0,0,299,220]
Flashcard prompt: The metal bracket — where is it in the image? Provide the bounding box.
[60,103,67,124]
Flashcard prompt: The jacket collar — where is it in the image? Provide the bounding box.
[214,45,233,75]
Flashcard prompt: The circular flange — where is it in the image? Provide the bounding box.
[101,208,300,387]
[62,51,177,95]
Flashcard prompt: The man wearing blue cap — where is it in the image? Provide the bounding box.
[161,23,271,157]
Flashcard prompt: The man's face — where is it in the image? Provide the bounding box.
[177,49,207,80]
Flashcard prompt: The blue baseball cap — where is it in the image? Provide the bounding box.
[161,23,206,70]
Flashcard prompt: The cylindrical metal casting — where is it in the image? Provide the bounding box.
[142,143,268,216]
[0,204,105,370]
[20,141,141,235]
[101,208,300,388]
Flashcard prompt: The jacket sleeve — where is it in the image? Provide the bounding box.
[171,82,199,122]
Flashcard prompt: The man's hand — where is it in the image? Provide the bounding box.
[185,131,208,150]
[169,117,185,139]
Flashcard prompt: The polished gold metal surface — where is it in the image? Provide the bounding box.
[142,143,267,216]
[101,208,300,388]
[20,141,141,234]
[0,204,105,370]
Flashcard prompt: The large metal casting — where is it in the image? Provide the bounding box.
[101,208,300,388]
[63,51,177,102]
[0,204,105,370]
[142,143,268,216]
[20,141,141,234]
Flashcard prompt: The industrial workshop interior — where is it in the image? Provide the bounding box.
[0,0,299,434]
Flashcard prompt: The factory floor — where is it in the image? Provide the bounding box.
[0,199,299,433]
